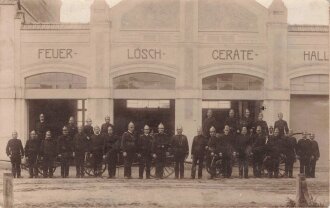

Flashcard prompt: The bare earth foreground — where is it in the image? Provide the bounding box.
[0,164,328,208]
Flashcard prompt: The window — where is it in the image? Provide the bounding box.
[25,73,87,89]
[114,73,175,90]
[202,101,231,109]
[127,100,170,109]
[291,74,329,93]
[77,100,87,126]
[202,74,263,90]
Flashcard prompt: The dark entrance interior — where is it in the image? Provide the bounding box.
[202,100,263,132]
[114,99,175,136]
[28,100,77,138]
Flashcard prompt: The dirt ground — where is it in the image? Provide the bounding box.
[0,163,328,208]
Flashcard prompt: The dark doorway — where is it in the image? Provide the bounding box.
[114,99,175,136]
[202,100,263,133]
[28,100,78,138]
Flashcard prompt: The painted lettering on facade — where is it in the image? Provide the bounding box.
[127,48,164,60]
[38,49,76,59]
[212,49,256,61]
[304,51,329,61]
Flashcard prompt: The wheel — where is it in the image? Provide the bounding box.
[150,155,175,178]
[84,153,106,177]
[206,155,223,178]
[37,158,57,176]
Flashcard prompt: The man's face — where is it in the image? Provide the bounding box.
[229,110,234,118]
[197,128,202,136]
[207,110,212,118]
[302,132,307,139]
[258,114,263,121]
[278,113,283,120]
[256,126,262,134]
[30,131,37,139]
[105,117,110,123]
[241,127,247,135]
[144,126,150,134]
[245,110,250,118]
[158,126,164,134]
[108,127,113,135]
[45,131,51,139]
[310,134,314,140]
[128,123,135,132]
[269,127,274,133]
[177,128,183,135]
[224,126,229,135]
[40,114,44,122]
[94,127,100,135]
[274,129,279,137]
[86,119,92,126]
[63,128,68,135]
[210,129,216,137]
[69,117,74,124]
[12,132,18,139]
[78,126,83,133]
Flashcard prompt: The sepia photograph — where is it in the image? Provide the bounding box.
[0,0,329,207]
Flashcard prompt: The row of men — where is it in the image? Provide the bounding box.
[6,121,319,179]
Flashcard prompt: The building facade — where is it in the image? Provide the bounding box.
[0,0,328,166]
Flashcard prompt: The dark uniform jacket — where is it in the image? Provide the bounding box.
[235,134,252,158]
[239,116,254,132]
[266,135,284,158]
[101,123,114,135]
[83,125,94,139]
[252,133,266,154]
[40,138,57,157]
[191,135,208,157]
[73,132,89,153]
[90,134,105,153]
[104,134,120,154]
[6,139,24,157]
[208,134,231,158]
[171,134,189,156]
[310,140,320,159]
[152,133,170,156]
[25,138,40,157]
[283,136,297,158]
[202,117,217,136]
[296,138,312,159]
[67,123,78,139]
[224,117,239,134]
[121,131,136,153]
[274,120,289,136]
[57,135,73,158]
[253,120,269,136]
[137,134,153,156]
[36,121,49,140]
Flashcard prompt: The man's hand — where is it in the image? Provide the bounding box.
[58,154,62,157]
[211,152,214,156]
[137,154,141,158]
[72,152,75,157]
[123,152,127,157]
[103,155,106,159]
[153,154,157,159]
[166,152,170,157]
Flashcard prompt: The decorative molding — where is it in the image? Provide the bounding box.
[0,0,16,5]
[21,23,90,30]
[288,25,329,33]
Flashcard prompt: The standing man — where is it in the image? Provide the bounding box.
[67,116,78,140]
[296,131,312,177]
[152,123,170,179]
[104,126,119,179]
[101,116,114,135]
[90,126,105,177]
[202,109,217,137]
[253,113,269,136]
[121,122,137,179]
[309,133,320,178]
[83,118,94,140]
[191,127,208,179]
[57,126,73,178]
[283,129,297,178]
[25,130,40,178]
[224,109,239,135]
[220,125,234,178]
[251,126,266,178]
[6,131,24,178]
[137,125,153,179]
[265,128,283,178]
[239,109,254,134]
[171,125,189,179]
[40,131,57,178]
[36,113,49,141]
[274,112,289,137]
[236,126,252,178]
[73,125,89,178]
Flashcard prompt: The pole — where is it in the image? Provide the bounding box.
[3,173,13,208]
[296,173,311,207]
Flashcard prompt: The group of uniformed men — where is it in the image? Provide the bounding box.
[6,109,320,180]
